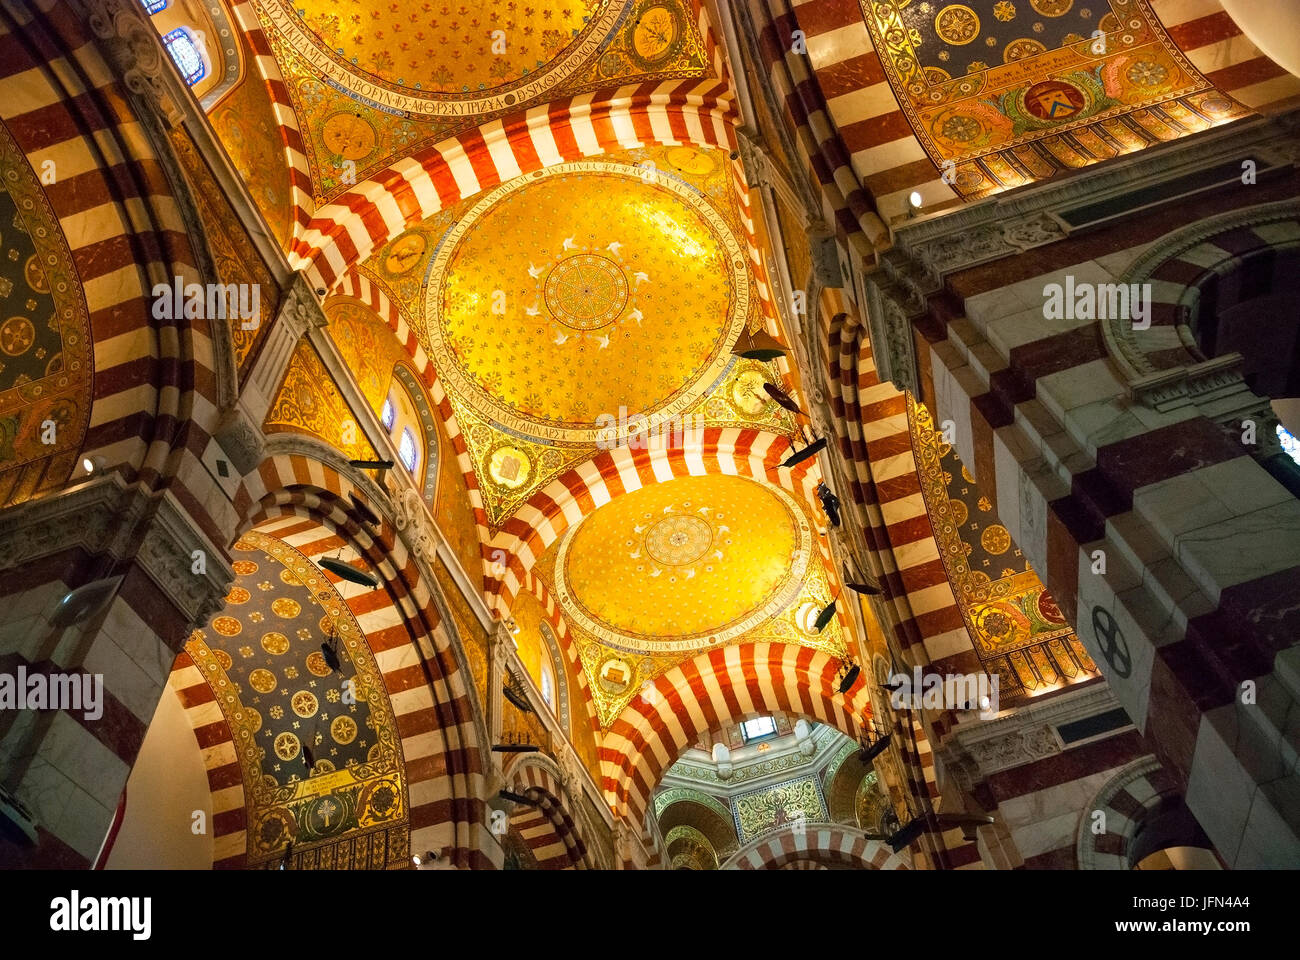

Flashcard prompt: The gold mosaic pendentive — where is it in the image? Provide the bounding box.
[185,530,408,867]
[907,396,1097,699]
[533,475,847,727]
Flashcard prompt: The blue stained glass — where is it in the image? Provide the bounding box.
[162,29,205,86]
[1279,425,1300,467]
[142,0,169,14]
[399,428,418,473]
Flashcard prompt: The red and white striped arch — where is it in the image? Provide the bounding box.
[232,452,499,867]
[0,0,223,534]
[290,90,740,291]
[229,0,313,243]
[227,0,735,253]
[721,823,911,870]
[166,650,247,868]
[600,642,872,827]
[520,569,600,735]
[328,272,488,533]
[485,428,825,616]
[503,757,590,870]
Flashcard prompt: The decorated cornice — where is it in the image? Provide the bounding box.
[78,0,184,127]
[0,476,233,631]
[859,112,1300,395]
[937,684,1124,791]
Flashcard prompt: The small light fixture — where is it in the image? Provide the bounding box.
[318,555,380,589]
[781,436,826,469]
[836,657,860,694]
[908,190,923,213]
[349,458,394,472]
[412,850,436,866]
[82,455,105,475]
[731,327,788,361]
[814,598,838,633]
[888,817,926,853]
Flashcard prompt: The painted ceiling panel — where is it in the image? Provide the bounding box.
[250,0,713,204]
[534,474,846,726]
[358,146,796,528]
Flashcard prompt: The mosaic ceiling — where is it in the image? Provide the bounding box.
[360,146,795,527]
[908,398,1099,702]
[862,0,1250,197]
[250,0,710,202]
[534,474,846,726]
[0,120,90,507]
[263,338,378,462]
[186,530,408,867]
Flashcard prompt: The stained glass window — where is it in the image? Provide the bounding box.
[381,397,395,430]
[142,0,168,13]
[541,667,554,711]
[399,428,418,473]
[162,29,205,86]
[1279,425,1300,467]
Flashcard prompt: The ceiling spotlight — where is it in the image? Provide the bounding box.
[81,455,105,476]
[348,493,380,526]
[909,190,923,209]
[935,812,996,842]
[887,817,926,853]
[781,436,826,469]
[50,577,124,629]
[319,640,341,673]
[731,327,789,362]
[498,789,540,806]
[841,562,883,596]
[349,458,394,472]
[836,658,860,694]
[762,381,806,416]
[859,733,891,763]
[814,599,838,633]
[318,556,380,588]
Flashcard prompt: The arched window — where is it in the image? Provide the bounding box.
[541,665,554,713]
[398,428,418,474]
[141,0,168,13]
[1279,425,1300,467]
[381,397,395,430]
[162,29,206,86]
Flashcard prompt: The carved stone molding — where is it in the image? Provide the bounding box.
[937,685,1124,790]
[1108,200,1300,394]
[393,485,439,568]
[214,407,266,477]
[77,0,183,126]
[136,490,235,628]
[863,271,922,395]
[0,477,233,632]
[910,211,1066,280]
